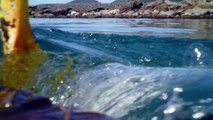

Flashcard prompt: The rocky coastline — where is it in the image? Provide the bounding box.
[29,1,213,19]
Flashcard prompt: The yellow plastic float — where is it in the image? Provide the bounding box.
[0,0,39,54]
[0,0,45,88]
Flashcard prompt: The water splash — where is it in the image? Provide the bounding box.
[43,63,213,119]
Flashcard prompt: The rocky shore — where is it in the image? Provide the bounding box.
[29,1,213,18]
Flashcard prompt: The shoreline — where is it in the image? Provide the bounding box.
[29,1,213,19]
[30,16,213,19]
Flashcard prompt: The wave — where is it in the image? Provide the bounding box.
[1,26,213,119]
[31,28,213,119]
[48,63,213,119]
[33,28,213,67]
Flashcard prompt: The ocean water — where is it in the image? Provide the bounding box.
[1,18,213,120]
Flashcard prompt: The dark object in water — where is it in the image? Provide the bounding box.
[0,87,117,120]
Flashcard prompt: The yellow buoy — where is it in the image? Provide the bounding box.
[0,0,44,88]
[1,0,39,54]
[0,0,72,89]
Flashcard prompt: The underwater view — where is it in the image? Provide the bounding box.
[1,18,213,120]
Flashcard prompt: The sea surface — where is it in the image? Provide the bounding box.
[1,18,213,120]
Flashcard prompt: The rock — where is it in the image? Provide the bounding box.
[119,0,143,12]
[131,0,143,10]
[29,6,38,15]
[164,0,178,6]
[53,8,72,16]
[183,6,213,17]
[154,3,168,11]
[152,10,160,15]
[43,13,55,18]
[29,2,213,18]
[178,2,194,10]
[142,10,152,16]
[185,0,213,6]
[41,8,54,14]
[142,1,162,10]
[126,10,134,15]
[34,13,45,18]
[173,10,183,17]
[132,12,139,17]
[172,3,193,17]
[82,13,87,17]
[95,9,120,17]
[94,12,102,17]
[86,11,96,18]
[67,11,80,17]
[89,7,105,12]
[70,11,78,15]
[204,11,213,17]
[159,10,174,17]
[108,9,120,15]
[120,10,135,17]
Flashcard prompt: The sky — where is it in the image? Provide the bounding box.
[29,0,115,5]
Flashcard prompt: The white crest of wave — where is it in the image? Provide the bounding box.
[56,63,212,117]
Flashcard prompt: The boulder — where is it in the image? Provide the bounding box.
[132,12,139,17]
[94,12,102,17]
[119,0,143,12]
[89,7,105,12]
[152,10,160,15]
[40,8,54,14]
[173,9,183,16]
[43,13,55,18]
[29,6,38,15]
[95,9,120,17]
[154,3,168,11]
[164,0,178,6]
[85,11,96,18]
[53,8,72,16]
[131,0,143,10]
[142,9,152,16]
[176,3,193,12]
[82,13,88,17]
[108,9,120,15]
[97,9,121,17]
[34,13,45,18]
[183,6,213,17]
[159,10,174,17]
[204,11,213,17]
[142,0,162,10]
[67,11,80,17]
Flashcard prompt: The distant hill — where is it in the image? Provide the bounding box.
[68,0,100,4]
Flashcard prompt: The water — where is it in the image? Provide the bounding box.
[1,18,213,119]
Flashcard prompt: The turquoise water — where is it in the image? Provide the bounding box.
[2,18,213,119]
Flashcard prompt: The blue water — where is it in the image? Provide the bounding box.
[2,18,213,119]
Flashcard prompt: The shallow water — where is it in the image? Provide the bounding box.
[1,18,213,120]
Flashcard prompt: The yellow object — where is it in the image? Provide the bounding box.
[1,0,39,54]
[0,0,73,90]
[0,0,44,88]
